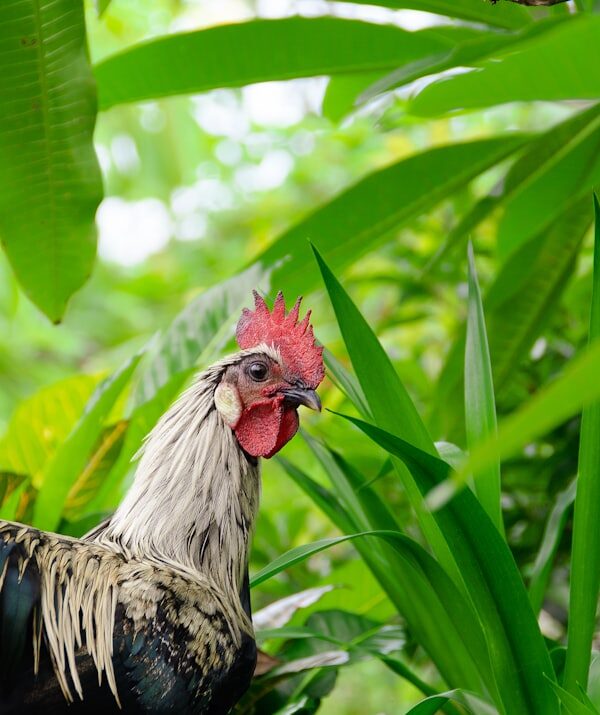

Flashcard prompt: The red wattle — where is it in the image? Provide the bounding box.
[234,401,299,458]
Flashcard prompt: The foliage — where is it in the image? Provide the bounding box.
[1,0,600,712]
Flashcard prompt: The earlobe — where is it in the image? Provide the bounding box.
[214,382,243,427]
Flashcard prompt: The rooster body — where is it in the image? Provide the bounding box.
[0,523,256,714]
[0,293,324,714]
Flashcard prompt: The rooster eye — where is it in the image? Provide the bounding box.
[247,362,268,381]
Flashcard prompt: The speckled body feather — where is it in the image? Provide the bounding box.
[0,350,272,714]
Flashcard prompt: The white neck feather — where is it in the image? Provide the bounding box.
[102,353,261,598]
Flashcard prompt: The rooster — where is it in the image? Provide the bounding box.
[0,291,324,714]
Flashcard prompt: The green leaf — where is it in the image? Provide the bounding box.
[280,453,491,695]
[312,244,464,586]
[325,22,558,121]
[251,530,408,588]
[32,355,141,531]
[260,136,526,298]
[336,412,559,715]
[0,473,27,509]
[546,679,599,715]
[63,421,128,520]
[528,479,577,616]
[333,0,531,29]
[95,18,452,109]
[432,196,593,440]
[0,0,103,321]
[497,105,600,258]
[405,690,498,715]
[564,195,600,696]
[465,244,502,534]
[410,16,600,116]
[322,72,384,123]
[96,0,111,16]
[438,337,600,508]
[427,104,600,267]
[323,350,371,419]
[0,375,99,483]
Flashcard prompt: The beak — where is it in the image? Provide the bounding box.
[281,387,322,412]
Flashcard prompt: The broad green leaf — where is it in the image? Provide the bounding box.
[337,413,559,715]
[282,447,491,695]
[465,244,502,533]
[564,196,600,696]
[32,356,141,531]
[0,0,103,321]
[528,478,577,615]
[260,137,526,297]
[334,0,531,29]
[432,196,593,440]
[0,375,98,484]
[95,18,452,109]
[410,16,600,116]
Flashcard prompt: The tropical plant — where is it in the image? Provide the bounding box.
[1,0,600,712]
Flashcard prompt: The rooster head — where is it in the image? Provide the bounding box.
[214,291,324,458]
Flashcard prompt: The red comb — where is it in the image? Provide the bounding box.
[236,291,325,389]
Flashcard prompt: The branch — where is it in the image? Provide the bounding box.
[492,0,570,5]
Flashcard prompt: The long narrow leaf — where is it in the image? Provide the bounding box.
[465,244,502,533]
[432,337,600,508]
[336,412,559,715]
[528,478,577,615]
[410,17,600,116]
[547,679,599,715]
[260,136,526,298]
[334,0,531,29]
[251,530,421,588]
[95,18,452,109]
[279,455,490,694]
[312,245,462,586]
[564,195,600,695]
[432,196,593,441]
[426,105,600,284]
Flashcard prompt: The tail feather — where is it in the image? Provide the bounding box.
[0,529,40,692]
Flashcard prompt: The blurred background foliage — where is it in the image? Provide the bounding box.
[1,0,600,712]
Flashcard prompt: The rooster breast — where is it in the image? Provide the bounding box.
[0,522,256,714]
